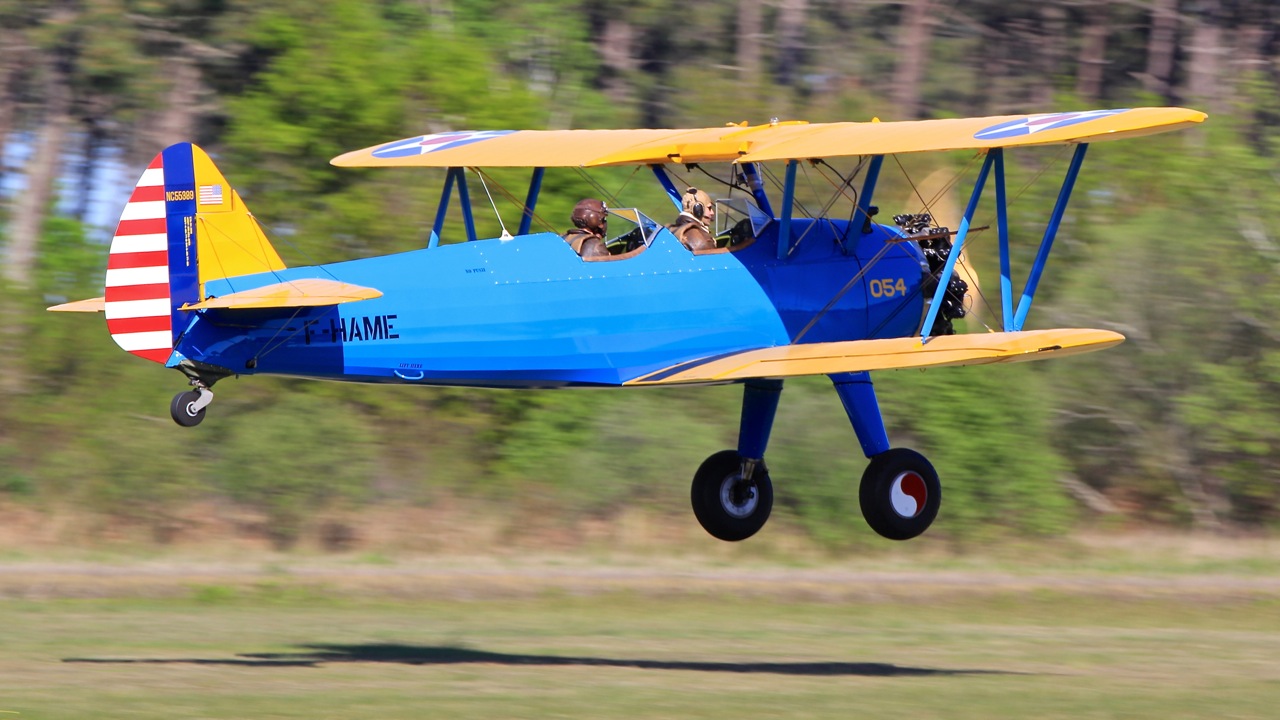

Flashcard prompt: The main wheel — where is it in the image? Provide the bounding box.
[859,448,940,541]
[170,390,206,427]
[691,450,773,542]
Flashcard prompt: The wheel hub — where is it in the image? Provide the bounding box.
[889,471,927,518]
[719,475,758,518]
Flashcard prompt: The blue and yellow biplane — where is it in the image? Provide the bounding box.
[51,107,1206,542]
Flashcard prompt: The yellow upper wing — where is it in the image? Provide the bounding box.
[625,328,1124,386]
[332,108,1205,168]
[737,107,1205,162]
[331,129,679,168]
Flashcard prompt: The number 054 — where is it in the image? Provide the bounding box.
[869,278,907,298]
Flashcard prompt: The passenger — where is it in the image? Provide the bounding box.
[563,198,611,259]
[670,187,717,252]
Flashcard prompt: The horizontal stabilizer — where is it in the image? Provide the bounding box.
[626,328,1124,386]
[47,297,106,313]
[181,279,382,310]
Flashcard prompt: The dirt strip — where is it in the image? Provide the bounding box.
[1,561,1278,601]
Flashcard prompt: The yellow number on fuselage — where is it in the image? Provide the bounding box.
[869,278,907,298]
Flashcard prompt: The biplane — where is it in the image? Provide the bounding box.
[50,107,1206,542]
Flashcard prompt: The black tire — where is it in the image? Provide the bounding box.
[691,450,773,542]
[170,390,206,427]
[859,448,940,541]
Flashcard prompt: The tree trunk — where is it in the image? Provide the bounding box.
[1143,0,1178,99]
[5,63,71,288]
[150,56,201,150]
[1075,1,1109,102]
[1228,19,1273,137]
[1167,422,1226,533]
[1034,5,1068,107]
[892,0,934,119]
[774,0,809,88]
[736,0,763,80]
[598,19,636,105]
[0,29,21,188]
[977,18,1007,115]
[74,117,104,222]
[1184,0,1226,112]
[1230,23,1270,86]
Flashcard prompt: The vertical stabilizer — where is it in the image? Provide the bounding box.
[188,144,287,286]
[103,143,287,364]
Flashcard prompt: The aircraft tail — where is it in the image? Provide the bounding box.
[103,143,287,364]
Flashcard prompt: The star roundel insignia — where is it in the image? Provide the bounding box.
[974,109,1129,141]
[372,130,515,159]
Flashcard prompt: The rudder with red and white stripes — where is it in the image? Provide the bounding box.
[104,151,177,364]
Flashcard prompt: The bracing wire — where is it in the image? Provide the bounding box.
[787,159,868,256]
[197,216,342,298]
[612,165,643,199]
[792,239,897,343]
[475,167,557,234]
[893,154,932,214]
[865,145,1073,337]
[251,306,306,363]
[688,164,741,195]
[473,167,511,239]
[574,168,624,210]
[760,163,816,219]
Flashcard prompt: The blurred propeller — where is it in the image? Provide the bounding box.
[912,168,982,323]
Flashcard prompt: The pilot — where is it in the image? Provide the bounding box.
[670,187,717,252]
[563,198,611,259]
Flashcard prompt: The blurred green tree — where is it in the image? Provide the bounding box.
[212,393,375,548]
[3,0,1279,547]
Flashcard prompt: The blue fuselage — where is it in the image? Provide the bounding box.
[178,220,927,387]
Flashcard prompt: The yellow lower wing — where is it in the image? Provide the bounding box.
[626,328,1123,386]
[181,278,381,310]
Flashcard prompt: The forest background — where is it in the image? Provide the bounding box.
[0,0,1277,552]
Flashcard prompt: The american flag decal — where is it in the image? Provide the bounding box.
[198,184,224,205]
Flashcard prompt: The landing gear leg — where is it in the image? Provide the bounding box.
[171,379,214,427]
[690,379,782,541]
[831,372,941,540]
[831,372,890,459]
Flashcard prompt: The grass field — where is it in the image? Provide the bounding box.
[1,552,1278,719]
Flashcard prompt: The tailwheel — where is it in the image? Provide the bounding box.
[859,448,940,540]
[170,388,213,427]
[691,450,773,542]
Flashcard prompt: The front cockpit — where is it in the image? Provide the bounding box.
[587,207,663,260]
